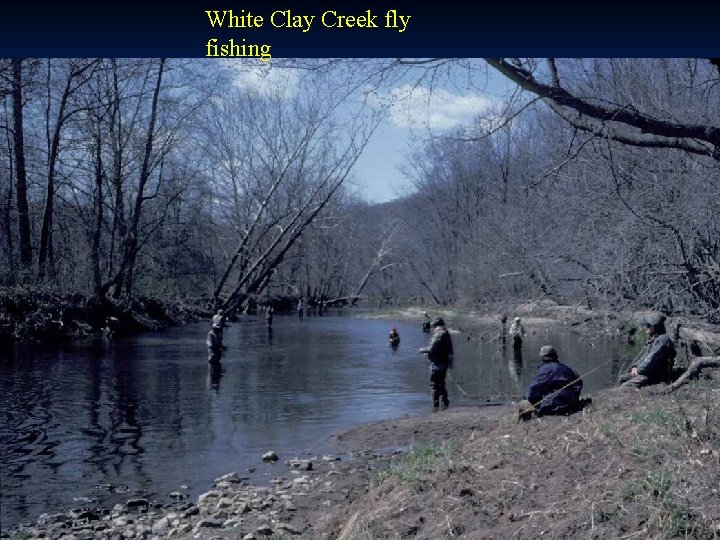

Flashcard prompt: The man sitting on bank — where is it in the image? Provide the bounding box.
[519,345,584,419]
[618,312,676,388]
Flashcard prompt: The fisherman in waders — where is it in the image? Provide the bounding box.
[212,309,228,342]
[419,317,454,410]
[207,325,223,363]
[618,313,676,387]
[518,345,584,420]
[297,299,304,320]
[500,312,508,345]
[509,317,526,350]
[388,327,400,349]
[422,311,431,333]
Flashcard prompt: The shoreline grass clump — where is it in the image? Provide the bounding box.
[377,441,458,487]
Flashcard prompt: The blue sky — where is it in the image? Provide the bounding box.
[351,65,517,202]
[231,60,516,203]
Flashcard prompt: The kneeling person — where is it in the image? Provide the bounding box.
[520,345,583,418]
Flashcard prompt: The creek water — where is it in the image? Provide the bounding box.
[0,311,638,530]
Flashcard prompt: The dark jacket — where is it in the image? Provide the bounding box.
[527,360,582,415]
[423,327,454,371]
[633,333,676,382]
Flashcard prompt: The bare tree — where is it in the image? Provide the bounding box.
[484,58,720,159]
[10,59,32,270]
[202,77,379,313]
[37,58,98,279]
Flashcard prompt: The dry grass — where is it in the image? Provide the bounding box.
[319,376,720,539]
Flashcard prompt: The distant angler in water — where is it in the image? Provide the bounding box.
[388,327,400,348]
[509,317,525,350]
[207,326,223,363]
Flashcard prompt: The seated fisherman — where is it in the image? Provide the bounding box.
[619,312,676,387]
[519,345,583,418]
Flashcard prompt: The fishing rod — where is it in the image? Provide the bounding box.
[517,355,618,422]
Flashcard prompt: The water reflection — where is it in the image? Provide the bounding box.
[507,347,524,391]
[1,315,635,532]
[208,361,223,392]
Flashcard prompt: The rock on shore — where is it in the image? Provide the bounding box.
[3,447,397,540]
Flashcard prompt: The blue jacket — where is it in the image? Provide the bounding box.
[527,360,582,414]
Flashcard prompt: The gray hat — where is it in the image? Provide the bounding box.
[431,317,445,327]
[539,345,558,360]
[643,312,667,334]
[644,312,665,327]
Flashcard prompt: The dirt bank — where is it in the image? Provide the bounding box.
[318,377,720,539]
[9,378,720,539]
[0,286,211,344]
[6,303,720,539]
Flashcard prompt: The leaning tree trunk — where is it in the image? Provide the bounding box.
[666,356,720,392]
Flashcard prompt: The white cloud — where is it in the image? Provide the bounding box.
[230,62,300,98]
[378,85,494,130]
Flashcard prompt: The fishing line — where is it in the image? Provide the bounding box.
[449,369,523,402]
[517,356,618,422]
[617,345,645,377]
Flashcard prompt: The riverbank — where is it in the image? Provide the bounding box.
[5,302,720,539]
[7,378,720,539]
[0,286,211,344]
[365,299,720,356]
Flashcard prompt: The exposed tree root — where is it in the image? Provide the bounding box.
[666,356,720,391]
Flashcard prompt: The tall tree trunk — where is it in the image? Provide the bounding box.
[110,164,126,298]
[2,102,16,282]
[109,61,126,296]
[38,60,97,280]
[91,132,104,299]
[122,58,166,298]
[11,58,32,270]
[37,88,68,280]
[1,181,14,279]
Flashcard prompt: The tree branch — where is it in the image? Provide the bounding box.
[485,58,720,158]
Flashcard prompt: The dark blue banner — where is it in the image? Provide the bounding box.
[0,1,718,57]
